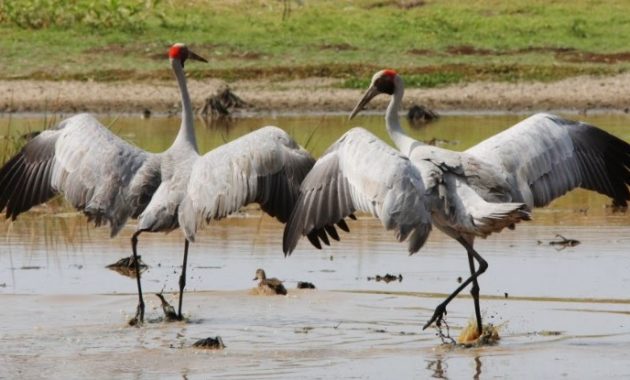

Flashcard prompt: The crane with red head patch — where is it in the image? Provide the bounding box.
[169,42,208,66]
[0,41,317,330]
[345,68,630,340]
[349,69,401,119]
[0,42,209,326]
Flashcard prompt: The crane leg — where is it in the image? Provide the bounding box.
[176,239,190,320]
[466,243,484,335]
[129,230,145,326]
[422,238,487,331]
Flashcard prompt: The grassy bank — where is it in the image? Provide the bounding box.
[1,0,629,87]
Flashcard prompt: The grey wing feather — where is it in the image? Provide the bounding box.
[466,113,630,208]
[179,126,315,241]
[0,114,160,236]
[283,128,432,256]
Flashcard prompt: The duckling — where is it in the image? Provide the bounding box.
[253,268,287,295]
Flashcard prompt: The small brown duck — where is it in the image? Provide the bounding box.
[253,268,287,295]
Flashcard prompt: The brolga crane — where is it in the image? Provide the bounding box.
[0,43,316,325]
[284,69,630,337]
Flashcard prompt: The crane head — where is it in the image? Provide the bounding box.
[349,69,400,120]
[169,43,208,67]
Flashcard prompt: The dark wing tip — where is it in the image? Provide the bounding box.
[568,121,630,206]
[0,141,56,220]
[336,219,350,232]
[306,230,322,249]
[324,224,340,241]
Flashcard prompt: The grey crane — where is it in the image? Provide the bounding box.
[284,69,630,336]
[0,43,316,325]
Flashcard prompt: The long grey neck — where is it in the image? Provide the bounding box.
[172,59,198,152]
[385,79,419,156]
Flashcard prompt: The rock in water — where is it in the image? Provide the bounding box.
[193,336,226,349]
[106,255,148,278]
[297,281,316,289]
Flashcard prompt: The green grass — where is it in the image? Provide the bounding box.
[1,0,629,86]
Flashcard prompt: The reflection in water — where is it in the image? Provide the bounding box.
[474,356,482,380]
[427,357,448,379]
[426,355,483,380]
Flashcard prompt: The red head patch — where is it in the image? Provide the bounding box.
[169,44,185,60]
[382,69,397,78]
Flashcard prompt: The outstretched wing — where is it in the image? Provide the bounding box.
[283,127,432,256]
[466,113,630,208]
[179,126,315,241]
[0,113,160,236]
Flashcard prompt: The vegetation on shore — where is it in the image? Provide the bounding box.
[1,0,629,87]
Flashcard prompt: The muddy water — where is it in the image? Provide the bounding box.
[0,113,629,379]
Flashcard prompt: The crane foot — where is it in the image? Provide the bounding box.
[128,303,145,326]
[423,303,447,330]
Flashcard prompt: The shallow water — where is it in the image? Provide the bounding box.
[0,113,629,379]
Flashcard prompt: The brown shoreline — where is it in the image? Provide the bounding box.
[1,73,630,115]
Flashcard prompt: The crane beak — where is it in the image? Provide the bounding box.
[349,85,380,120]
[188,50,208,63]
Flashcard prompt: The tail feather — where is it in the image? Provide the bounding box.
[445,174,531,238]
[471,202,531,237]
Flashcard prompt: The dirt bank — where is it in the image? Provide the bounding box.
[1,73,630,115]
